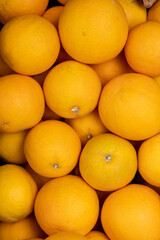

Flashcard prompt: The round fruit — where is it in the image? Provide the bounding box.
[101,184,160,240]
[45,232,87,240]
[57,0,68,4]
[43,6,64,29]
[125,21,160,77]
[0,54,14,76]
[79,133,137,191]
[34,175,99,235]
[0,164,38,222]
[0,74,45,133]
[43,60,101,119]
[24,120,81,178]
[0,14,60,75]
[98,73,160,140]
[148,0,160,22]
[58,0,128,64]
[86,231,109,240]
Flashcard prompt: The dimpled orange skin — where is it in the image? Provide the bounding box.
[24,120,81,178]
[0,74,45,133]
[86,231,109,240]
[34,175,99,236]
[45,232,88,240]
[58,0,128,64]
[98,73,160,141]
[0,214,47,240]
[43,60,102,119]
[0,15,60,75]
[101,184,160,240]
[125,21,160,77]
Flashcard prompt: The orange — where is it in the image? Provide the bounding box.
[24,163,50,190]
[43,105,62,121]
[24,120,81,178]
[0,54,14,76]
[66,109,107,146]
[125,21,160,77]
[0,130,28,164]
[43,60,101,119]
[101,184,160,240]
[79,133,137,191]
[154,75,160,85]
[0,214,47,240]
[98,73,160,140]
[138,133,160,187]
[58,0,128,64]
[0,74,45,133]
[86,231,109,240]
[57,0,68,5]
[43,6,64,29]
[91,51,133,87]
[0,164,38,222]
[0,0,49,24]
[34,175,99,235]
[45,232,87,240]
[28,239,44,240]
[117,0,147,30]
[0,15,60,75]
[148,0,160,22]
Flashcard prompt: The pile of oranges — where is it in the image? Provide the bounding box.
[0,0,160,240]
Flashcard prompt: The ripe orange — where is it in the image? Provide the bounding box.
[117,0,147,30]
[57,0,68,4]
[66,109,107,146]
[91,51,133,87]
[0,214,47,240]
[86,231,109,240]
[0,54,14,76]
[148,0,160,22]
[45,232,87,240]
[101,184,160,240]
[0,15,60,75]
[0,164,38,222]
[0,131,28,164]
[0,0,49,24]
[58,0,128,64]
[154,75,160,85]
[43,6,64,29]
[43,60,101,119]
[0,74,45,133]
[79,133,137,191]
[125,21,160,77]
[24,120,81,178]
[34,175,99,235]
[98,73,160,140]
[138,133,160,187]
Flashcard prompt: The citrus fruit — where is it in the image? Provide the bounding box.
[79,133,137,191]
[0,74,45,133]
[24,120,81,178]
[34,175,99,235]
[86,231,109,240]
[43,60,101,119]
[125,21,160,77]
[0,130,28,164]
[0,164,38,222]
[138,133,160,187]
[45,232,87,240]
[58,0,128,64]
[43,6,64,29]
[0,54,14,76]
[148,0,160,22]
[101,184,160,240]
[57,0,68,4]
[98,73,160,140]
[0,14,60,75]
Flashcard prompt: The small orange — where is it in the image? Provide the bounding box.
[101,184,160,240]
[24,120,81,178]
[91,51,133,87]
[0,131,28,165]
[98,73,160,140]
[0,15,60,75]
[0,0,49,24]
[43,60,101,119]
[148,0,160,22]
[0,214,47,240]
[43,6,64,29]
[79,133,137,191]
[43,105,62,121]
[66,109,107,146]
[34,175,99,235]
[0,164,38,222]
[58,0,128,64]
[125,21,160,77]
[45,232,87,240]
[0,74,45,133]
[86,231,109,240]
[0,54,14,76]
[138,133,160,187]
